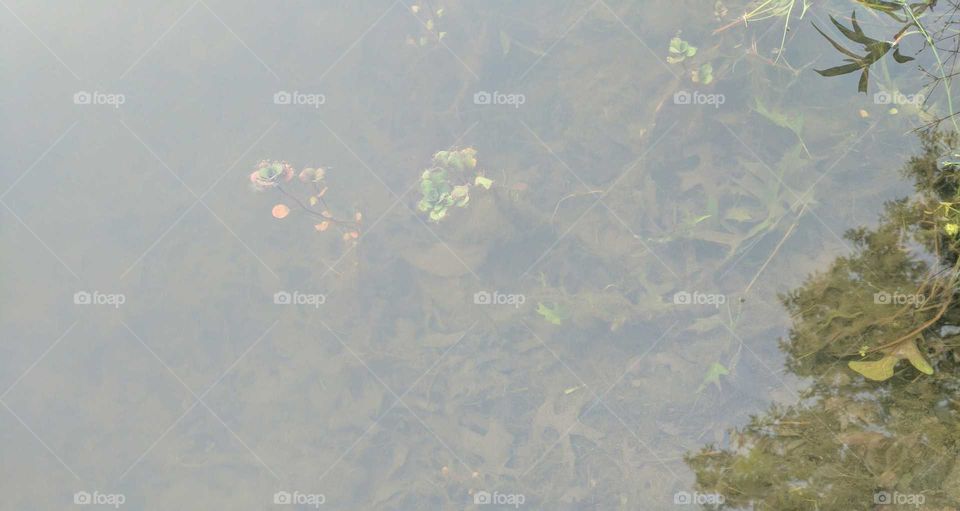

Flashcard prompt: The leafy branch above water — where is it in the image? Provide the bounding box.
[248,160,362,241]
[813,10,915,93]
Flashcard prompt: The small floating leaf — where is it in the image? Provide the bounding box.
[893,338,934,375]
[500,30,511,55]
[849,355,898,381]
[697,362,730,392]
[475,175,494,189]
[536,302,564,325]
[693,62,714,84]
[271,204,290,219]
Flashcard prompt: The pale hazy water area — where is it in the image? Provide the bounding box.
[0,1,945,510]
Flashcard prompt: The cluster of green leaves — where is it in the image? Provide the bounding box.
[667,36,697,64]
[813,10,916,93]
[416,147,492,222]
[418,168,470,222]
[667,36,714,85]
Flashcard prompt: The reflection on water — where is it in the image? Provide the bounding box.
[2,0,959,509]
[688,130,960,510]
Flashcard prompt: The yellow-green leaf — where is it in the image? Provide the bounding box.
[849,355,898,381]
[893,339,934,375]
[536,302,564,325]
[475,175,493,189]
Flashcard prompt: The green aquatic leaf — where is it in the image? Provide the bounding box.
[667,37,697,64]
[536,302,564,325]
[451,185,470,207]
[698,63,714,85]
[893,338,934,375]
[849,355,899,381]
[892,47,914,64]
[429,207,448,222]
[849,338,934,381]
[697,362,730,392]
[475,175,493,189]
[499,30,511,55]
[856,0,903,14]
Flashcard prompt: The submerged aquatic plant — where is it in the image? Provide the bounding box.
[248,160,362,240]
[416,147,493,223]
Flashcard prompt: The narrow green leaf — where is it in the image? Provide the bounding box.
[812,23,861,59]
[815,62,863,77]
[892,47,915,63]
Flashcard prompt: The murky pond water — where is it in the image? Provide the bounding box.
[5,1,960,510]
